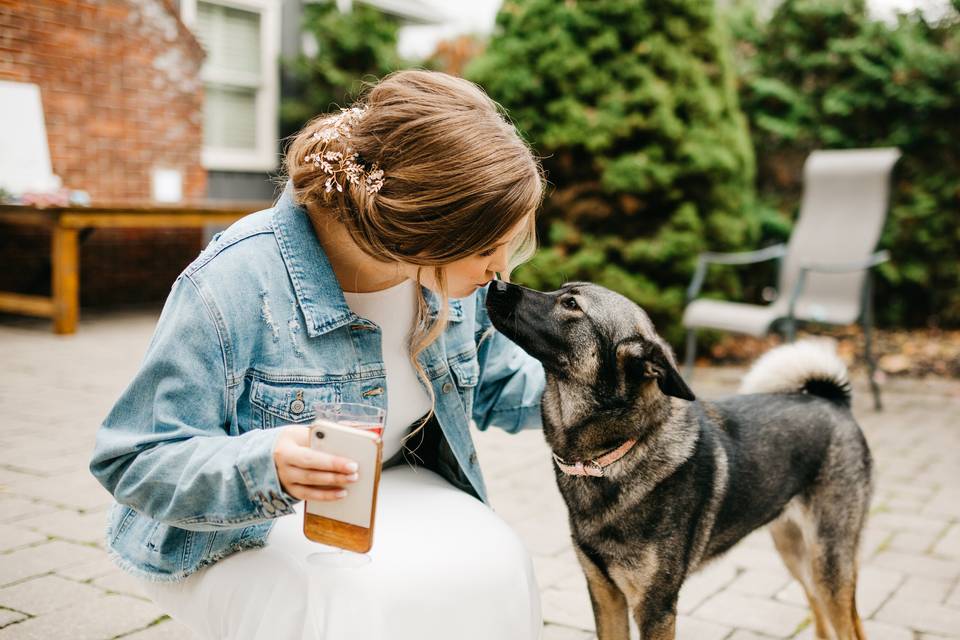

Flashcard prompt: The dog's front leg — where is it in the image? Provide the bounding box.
[575,547,629,640]
[633,590,680,640]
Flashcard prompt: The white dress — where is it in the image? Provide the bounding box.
[135,280,542,639]
[139,466,541,640]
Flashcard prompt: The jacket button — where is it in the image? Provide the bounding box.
[441,382,453,394]
[469,452,477,465]
[290,399,305,414]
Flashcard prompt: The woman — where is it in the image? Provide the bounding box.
[89,70,546,639]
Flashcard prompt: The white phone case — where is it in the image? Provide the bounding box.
[306,419,380,528]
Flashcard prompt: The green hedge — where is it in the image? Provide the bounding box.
[468,0,759,345]
[729,0,960,327]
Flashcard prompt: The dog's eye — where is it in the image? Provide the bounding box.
[561,297,580,311]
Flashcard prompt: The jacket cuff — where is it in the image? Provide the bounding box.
[236,428,298,518]
[488,404,543,434]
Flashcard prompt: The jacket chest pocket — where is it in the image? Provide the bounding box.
[249,379,339,429]
[448,350,480,418]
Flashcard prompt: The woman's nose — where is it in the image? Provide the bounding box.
[488,247,509,274]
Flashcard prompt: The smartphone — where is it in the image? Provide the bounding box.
[303,419,383,553]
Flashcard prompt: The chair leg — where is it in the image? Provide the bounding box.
[864,319,882,411]
[783,317,797,343]
[684,329,697,380]
[862,275,882,411]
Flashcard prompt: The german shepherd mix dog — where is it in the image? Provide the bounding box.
[485,281,872,640]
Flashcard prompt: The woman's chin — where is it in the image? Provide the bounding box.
[451,283,483,298]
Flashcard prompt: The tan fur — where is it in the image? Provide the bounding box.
[770,498,865,640]
[575,549,630,640]
[608,550,670,640]
[812,566,863,640]
[770,515,831,639]
[608,552,658,610]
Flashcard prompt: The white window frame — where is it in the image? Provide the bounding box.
[181,0,280,172]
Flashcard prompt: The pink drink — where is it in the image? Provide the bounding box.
[336,420,383,438]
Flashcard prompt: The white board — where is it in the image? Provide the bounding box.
[0,80,61,195]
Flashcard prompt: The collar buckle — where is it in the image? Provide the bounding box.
[584,459,604,477]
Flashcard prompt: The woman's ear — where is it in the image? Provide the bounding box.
[617,339,695,401]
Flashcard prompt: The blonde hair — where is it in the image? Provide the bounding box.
[285,70,544,437]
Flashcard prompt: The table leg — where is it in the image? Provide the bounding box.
[52,225,79,334]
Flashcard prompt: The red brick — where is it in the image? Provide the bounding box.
[2,0,205,201]
[1,0,209,306]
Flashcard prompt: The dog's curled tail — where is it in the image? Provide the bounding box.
[739,340,852,407]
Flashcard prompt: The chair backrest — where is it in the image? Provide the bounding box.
[778,148,900,324]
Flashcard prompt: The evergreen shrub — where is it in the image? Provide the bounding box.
[468,0,759,345]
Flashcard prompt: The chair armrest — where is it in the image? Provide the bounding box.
[796,250,890,275]
[787,250,890,317]
[686,244,787,302]
[699,244,788,266]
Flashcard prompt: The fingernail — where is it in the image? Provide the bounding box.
[337,490,348,498]
[347,473,359,482]
[346,462,359,473]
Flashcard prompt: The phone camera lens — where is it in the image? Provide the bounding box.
[315,431,325,439]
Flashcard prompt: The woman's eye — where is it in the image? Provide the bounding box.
[478,247,498,258]
[561,297,580,311]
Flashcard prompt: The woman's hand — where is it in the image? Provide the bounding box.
[273,425,359,501]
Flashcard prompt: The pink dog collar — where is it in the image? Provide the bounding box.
[552,439,639,477]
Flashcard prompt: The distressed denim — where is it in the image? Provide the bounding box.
[89,187,544,582]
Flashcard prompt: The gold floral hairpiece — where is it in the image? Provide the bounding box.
[304,106,385,195]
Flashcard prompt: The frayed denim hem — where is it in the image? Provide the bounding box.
[103,536,269,584]
[103,517,270,584]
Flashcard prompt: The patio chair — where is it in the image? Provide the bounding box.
[682,148,901,410]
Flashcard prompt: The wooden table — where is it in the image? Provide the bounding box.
[0,201,271,334]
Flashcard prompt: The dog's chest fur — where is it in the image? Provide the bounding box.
[545,399,730,576]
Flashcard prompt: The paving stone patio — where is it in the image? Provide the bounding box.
[1,308,958,639]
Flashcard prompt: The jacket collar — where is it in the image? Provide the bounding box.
[271,184,462,338]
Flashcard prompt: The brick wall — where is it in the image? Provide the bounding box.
[0,0,209,308]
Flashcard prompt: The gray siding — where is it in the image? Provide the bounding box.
[207,170,283,201]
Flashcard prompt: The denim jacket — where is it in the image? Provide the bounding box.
[89,187,544,583]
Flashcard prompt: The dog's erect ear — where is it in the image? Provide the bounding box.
[617,340,696,401]
[646,343,696,401]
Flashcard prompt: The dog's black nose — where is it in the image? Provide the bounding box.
[491,280,508,293]
[486,279,521,313]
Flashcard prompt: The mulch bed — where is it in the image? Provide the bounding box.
[700,327,960,379]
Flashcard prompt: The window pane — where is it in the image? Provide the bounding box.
[204,85,257,150]
[196,2,261,76]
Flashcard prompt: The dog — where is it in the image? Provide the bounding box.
[485,280,872,640]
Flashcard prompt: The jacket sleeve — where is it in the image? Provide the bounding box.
[471,287,545,434]
[89,274,295,531]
